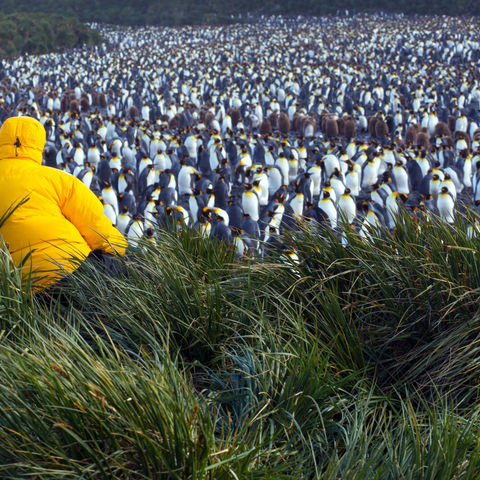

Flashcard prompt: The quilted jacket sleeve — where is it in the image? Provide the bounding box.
[60,175,128,255]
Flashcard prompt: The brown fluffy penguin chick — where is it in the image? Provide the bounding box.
[80,96,90,112]
[374,119,389,139]
[324,116,339,138]
[319,112,338,132]
[228,108,241,127]
[433,121,452,139]
[337,117,345,135]
[302,115,316,137]
[129,105,139,121]
[199,108,208,123]
[320,112,330,132]
[343,118,356,140]
[448,115,456,134]
[269,112,279,130]
[474,128,480,142]
[169,114,181,129]
[60,95,70,113]
[69,99,80,115]
[292,114,303,132]
[260,118,273,136]
[278,112,290,134]
[405,124,420,145]
[99,92,107,108]
[415,131,429,150]
[204,111,215,128]
[368,116,378,137]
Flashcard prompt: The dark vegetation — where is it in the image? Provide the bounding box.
[0,12,102,58]
[1,0,479,27]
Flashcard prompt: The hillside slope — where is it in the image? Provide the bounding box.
[2,0,479,26]
[0,12,102,58]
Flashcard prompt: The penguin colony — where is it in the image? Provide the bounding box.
[2,14,480,257]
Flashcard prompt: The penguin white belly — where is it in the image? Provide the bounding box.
[138,159,153,176]
[437,194,455,223]
[264,151,275,166]
[463,160,472,188]
[456,139,468,154]
[289,193,304,217]
[345,171,360,196]
[256,176,269,206]
[267,168,282,196]
[323,154,340,178]
[117,214,131,235]
[178,167,194,195]
[81,171,93,189]
[154,153,168,171]
[309,167,322,196]
[118,176,129,194]
[361,163,378,189]
[288,160,298,184]
[234,236,247,257]
[128,220,145,246]
[242,191,259,221]
[386,197,400,229]
[393,167,410,194]
[185,136,198,158]
[337,195,356,223]
[109,157,122,171]
[330,178,345,201]
[318,199,337,228]
[430,180,441,199]
[104,188,120,217]
[88,148,100,166]
[103,203,117,226]
[276,158,289,185]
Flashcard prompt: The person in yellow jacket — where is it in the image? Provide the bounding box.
[0,115,128,291]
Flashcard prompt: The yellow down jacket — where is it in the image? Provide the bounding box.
[0,116,127,290]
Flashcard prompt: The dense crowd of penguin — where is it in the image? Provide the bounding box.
[1,14,480,258]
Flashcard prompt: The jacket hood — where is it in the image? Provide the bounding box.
[0,116,46,164]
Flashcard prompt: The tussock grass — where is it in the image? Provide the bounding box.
[2,212,480,477]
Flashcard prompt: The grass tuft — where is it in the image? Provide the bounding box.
[2,212,480,476]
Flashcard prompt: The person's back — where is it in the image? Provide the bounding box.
[0,116,127,291]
